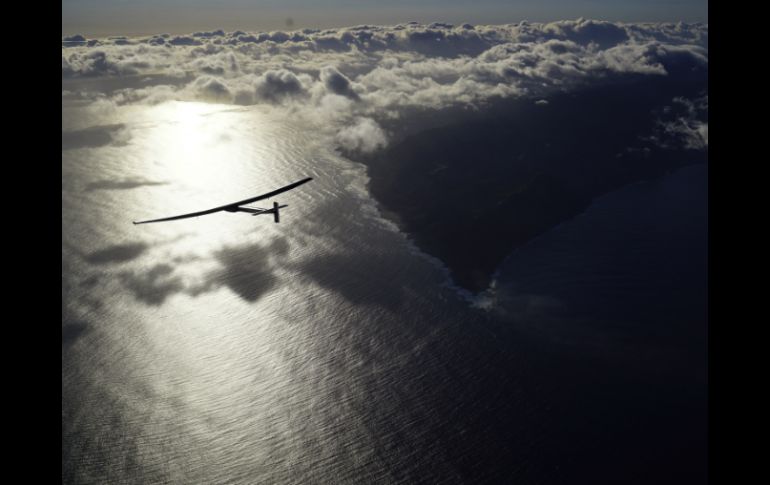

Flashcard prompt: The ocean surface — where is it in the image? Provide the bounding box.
[62,100,707,484]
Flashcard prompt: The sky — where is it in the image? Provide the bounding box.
[62,0,708,37]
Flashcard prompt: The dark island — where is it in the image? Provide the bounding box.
[351,68,708,293]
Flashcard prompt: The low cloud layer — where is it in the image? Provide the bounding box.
[62,19,708,153]
[645,94,708,150]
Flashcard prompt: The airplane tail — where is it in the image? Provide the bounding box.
[250,202,287,222]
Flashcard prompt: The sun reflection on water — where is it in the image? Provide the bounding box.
[64,95,416,483]
[132,101,267,201]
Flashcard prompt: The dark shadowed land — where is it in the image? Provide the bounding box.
[352,66,708,293]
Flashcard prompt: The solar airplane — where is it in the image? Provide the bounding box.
[133,177,312,225]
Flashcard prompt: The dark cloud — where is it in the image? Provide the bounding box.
[110,37,132,46]
[168,36,201,46]
[267,31,291,43]
[254,69,306,103]
[320,66,359,100]
[193,30,225,38]
[235,34,259,43]
[62,34,87,47]
[84,243,149,265]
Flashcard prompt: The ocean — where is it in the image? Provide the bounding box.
[63,99,707,484]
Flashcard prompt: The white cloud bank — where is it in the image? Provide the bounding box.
[62,19,708,153]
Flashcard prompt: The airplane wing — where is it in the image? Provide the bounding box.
[132,206,227,224]
[133,177,313,225]
[217,177,313,209]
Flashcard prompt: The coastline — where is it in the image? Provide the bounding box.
[351,77,708,293]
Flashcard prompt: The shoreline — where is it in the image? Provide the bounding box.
[351,77,708,294]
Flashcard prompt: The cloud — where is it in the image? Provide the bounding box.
[112,85,179,105]
[541,18,629,48]
[254,69,308,103]
[61,49,156,77]
[336,117,387,153]
[320,66,360,100]
[647,94,708,150]
[168,36,202,46]
[192,29,225,38]
[673,121,707,150]
[63,34,86,42]
[191,75,233,102]
[61,20,707,155]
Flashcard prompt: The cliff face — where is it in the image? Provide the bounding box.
[356,74,708,293]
